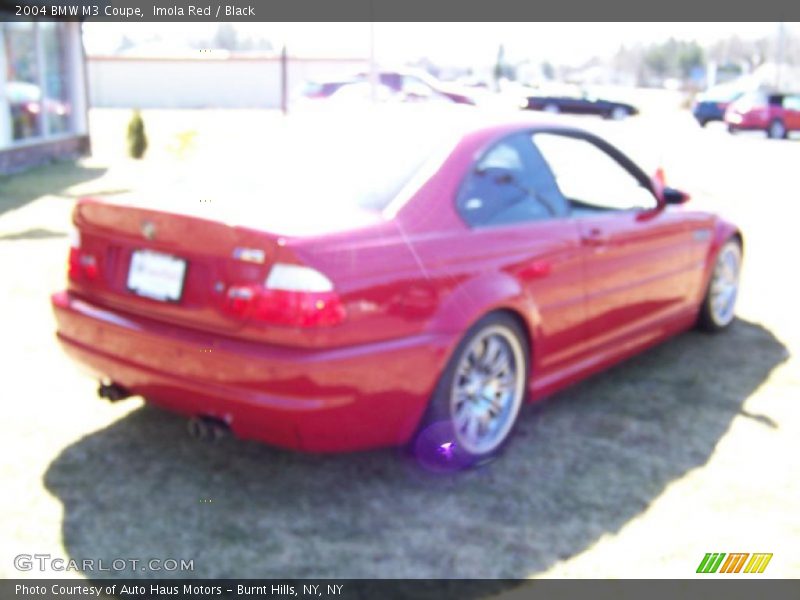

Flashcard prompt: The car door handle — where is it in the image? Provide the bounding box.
[581,228,609,246]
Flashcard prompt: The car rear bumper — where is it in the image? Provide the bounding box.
[51,290,454,452]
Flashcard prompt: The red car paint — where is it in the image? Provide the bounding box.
[724,91,800,136]
[52,111,741,452]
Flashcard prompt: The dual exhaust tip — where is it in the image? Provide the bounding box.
[97,381,230,442]
[97,382,131,402]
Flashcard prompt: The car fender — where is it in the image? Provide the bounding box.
[424,270,540,357]
[702,218,743,288]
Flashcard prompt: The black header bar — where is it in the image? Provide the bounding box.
[1,0,800,22]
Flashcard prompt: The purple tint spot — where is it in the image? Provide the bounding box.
[437,441,455,459]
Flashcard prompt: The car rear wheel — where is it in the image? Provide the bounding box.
[412,313,529,470]
[768,119,787,139]
[698,239,741,332]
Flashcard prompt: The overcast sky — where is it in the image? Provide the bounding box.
[83,22,797,66]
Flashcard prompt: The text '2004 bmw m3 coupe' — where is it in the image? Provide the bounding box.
[52,108,742,467]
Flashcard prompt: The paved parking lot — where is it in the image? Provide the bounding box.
[0,107,798,580]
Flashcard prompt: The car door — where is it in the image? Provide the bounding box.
[455,133,587,378]
[532,131,694,355]
[559,96,586,114]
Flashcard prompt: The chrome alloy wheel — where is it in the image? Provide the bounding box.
[449,325,526,455]
[709,243,741,327]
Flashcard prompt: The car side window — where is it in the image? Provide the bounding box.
[768,94,784,107]
[457,133,569,227]
[533,133,656,215]
[783,95,800,111]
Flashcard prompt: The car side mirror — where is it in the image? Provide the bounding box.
[661,186,691,205]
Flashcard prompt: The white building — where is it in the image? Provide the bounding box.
[88,53,370,109]
[0,20,90,174]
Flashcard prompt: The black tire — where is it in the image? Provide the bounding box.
[727,124,736,134]
[768,119,787,139]
[411,313,530,471]
[697,239,742,333]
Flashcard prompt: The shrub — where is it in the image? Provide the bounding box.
[126,110,148,159]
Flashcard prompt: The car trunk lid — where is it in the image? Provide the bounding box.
[70,197,283,335]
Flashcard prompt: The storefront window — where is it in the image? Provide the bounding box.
[41,22,72,135]
[2,21,73,143]
[3,21,41,141]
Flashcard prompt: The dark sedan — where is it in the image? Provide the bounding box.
[692,88,744,126]
[522,92,638,120]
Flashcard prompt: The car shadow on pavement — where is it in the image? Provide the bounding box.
[44,318,788,588]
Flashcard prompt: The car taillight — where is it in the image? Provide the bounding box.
[224,263,346,327]
[67,229,98,281]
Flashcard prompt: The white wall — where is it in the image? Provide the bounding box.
[87,57,370,109]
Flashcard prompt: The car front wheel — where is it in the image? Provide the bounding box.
[698,239,742,332]
[412,313,529,470]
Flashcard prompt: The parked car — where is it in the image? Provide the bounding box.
[724,90,800,138]
[52,108,742,468]
[298,70,477,106]
[329,80,453,105]
[367,70,477,105]
[692,87,744,126]
[521,89,638,119]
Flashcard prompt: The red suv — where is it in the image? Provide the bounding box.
[725,91,800,139]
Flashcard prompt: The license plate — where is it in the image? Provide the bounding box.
[127,250,187,302]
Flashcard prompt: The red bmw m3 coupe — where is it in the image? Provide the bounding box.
[52,108,742,465]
